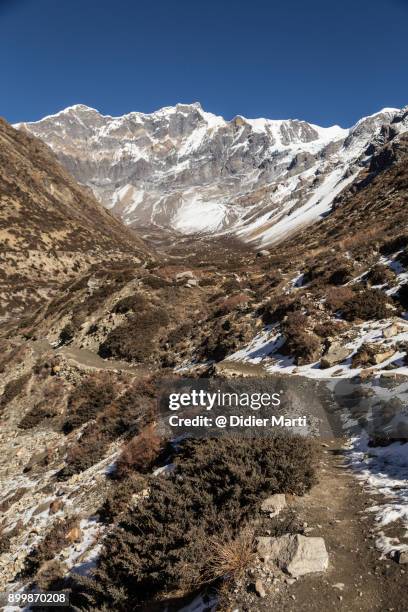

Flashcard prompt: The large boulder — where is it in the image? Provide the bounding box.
[320,342,350,369]
[256,534,329,577]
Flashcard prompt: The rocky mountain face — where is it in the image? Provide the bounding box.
[0,118,148,317]
[18,103,408,244]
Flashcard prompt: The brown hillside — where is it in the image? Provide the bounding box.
[0,117,148,317]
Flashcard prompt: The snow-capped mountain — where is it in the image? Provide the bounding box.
[17,103,408,245]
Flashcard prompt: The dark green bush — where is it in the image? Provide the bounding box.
[74,435,317,610]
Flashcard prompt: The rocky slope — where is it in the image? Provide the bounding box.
[0,118,148,317]
[17,103,408,244]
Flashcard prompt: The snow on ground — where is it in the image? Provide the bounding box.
[173,192,228,233]
[346,433,408,559]
[229,319,408,380]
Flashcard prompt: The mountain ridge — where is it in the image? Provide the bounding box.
[17,103,408,244]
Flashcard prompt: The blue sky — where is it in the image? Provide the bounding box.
[1,0,407,126]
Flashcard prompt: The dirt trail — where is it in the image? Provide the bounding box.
[269,439,407,612]
[31,338,148,373]
[215,360,407,611]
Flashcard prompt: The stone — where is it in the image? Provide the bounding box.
[359,368,375,380]
[372,349,396,365]
[333,583,345,590]
[396,549,408,564]
[185,278,199,287]
[255,579,266,598]
[260,494,287,517]
[383,324,399,339]
[320,343,350,369]
[66,526,81,544]
[176,271,195,281]
[256,534,328,577]
[256,250,270,257]
[49,499,63,514]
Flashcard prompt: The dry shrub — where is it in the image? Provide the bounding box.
[221,277,241,292]
[141,275,170,289]
[59,378,157,480]
[166,322,193,347]
[99,308,169,362]
[204,528,255,583]
[35,560,66,591]
[313,319,343,339]
[281,312,322,365]
[197,317,253,362]
[325,286,354,312]
[396,283,408,310]
[58,430,108,480]
[0,372,31,413]
[328,266,354,286]
[342,289,391,321]
[99,474,146,523]
[379,233,408,256]
[0,530,11,554]
[365,264,395,286]
[261,294,297,324]
[22,517,79,578]
[112,293,146,314]
[214,293,250,317]
[114,425,162,479]
[59,322,75,345]
[265,270,283,287]
[19,378,65,429]
[63,373,117,433]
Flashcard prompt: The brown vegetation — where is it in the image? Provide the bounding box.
[71,435,317,609]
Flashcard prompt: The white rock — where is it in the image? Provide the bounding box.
[382,323,399,338]
[176,271,195,281]
[255,578,266,598]
[260,494,287,517]
[257,534,329,577]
